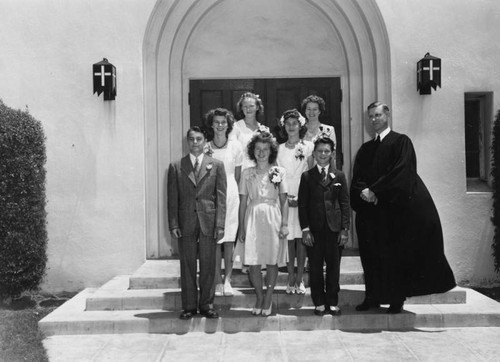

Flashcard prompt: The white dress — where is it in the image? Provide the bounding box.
[210,140,243,243]
[230,120,270,170]
[277,141,314,239]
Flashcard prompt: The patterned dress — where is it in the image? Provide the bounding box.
[277,140,314,239]
[239,167,288,266]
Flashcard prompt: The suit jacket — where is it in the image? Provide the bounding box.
[167,154,227,237]
[298,167,350,233]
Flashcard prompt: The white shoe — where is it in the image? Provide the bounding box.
[295,282,306,294]
[215,283,224,297]
[224,281,233,296]
[285,284,296,294]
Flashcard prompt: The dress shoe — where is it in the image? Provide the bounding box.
[314,305,326,316]
[355,300,380,311]
[295,282,306,295]
[251,307,262,315]
[387,302,404,314]
[223,281,234,296]
[329,306,341,316]
[200,309,219,319]
[261,304,272,316]
[179,310,197,320]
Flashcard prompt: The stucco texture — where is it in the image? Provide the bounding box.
[0,0,498,292]
[377,0,500,285]
[0,0,156,292]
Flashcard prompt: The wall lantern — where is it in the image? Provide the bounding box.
[417,52,441,95]
[93,58,116,101]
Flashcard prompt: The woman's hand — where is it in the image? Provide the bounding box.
[238,229,246,243]
[279,225,289,239]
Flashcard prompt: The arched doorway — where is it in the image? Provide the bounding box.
[143,0,391,258]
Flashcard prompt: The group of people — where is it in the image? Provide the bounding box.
[167,93,456,321]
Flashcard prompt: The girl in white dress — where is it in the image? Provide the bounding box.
[231,92,270,171]
[238,131,289,316]
[205,108,243,297]
[231,92,270,270]
[277,109,314,295]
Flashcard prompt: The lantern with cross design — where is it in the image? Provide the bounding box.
[417,53,441,95]
[93,58,116,100]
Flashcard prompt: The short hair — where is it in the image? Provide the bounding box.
[367,101,390,114]
[204,108,235,140]
[301,94,326,114]
[236,92,264,120]
[186,126,207,140]
[313,135,335,152]
[278,109,308,140]
[247,131,279,165]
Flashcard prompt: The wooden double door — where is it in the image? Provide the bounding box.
[189,77,343,168]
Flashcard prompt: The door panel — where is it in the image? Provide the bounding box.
[189,77,342,167]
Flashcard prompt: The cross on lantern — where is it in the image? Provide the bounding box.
[93,58,117,101]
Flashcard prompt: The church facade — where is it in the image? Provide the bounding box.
[0,0,498,292]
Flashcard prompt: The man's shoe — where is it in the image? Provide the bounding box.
[355,300,380,311]
[314,305,326,316]
[200,309,219,319]
[387,302,404,314]
[179,310,197,320]
[329,306,341,316]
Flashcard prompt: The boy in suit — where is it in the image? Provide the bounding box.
[167,126,227,320]
[298,136,350,315]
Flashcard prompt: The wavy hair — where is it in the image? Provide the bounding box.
[204,108,235,140]
[301,94,326,115]
[247,131,279,165]
[236,92,264,120]
[278,109,308,141]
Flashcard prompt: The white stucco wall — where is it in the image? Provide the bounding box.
[0,0,156,292]
[376,0,500,285]
[0,0,498,293]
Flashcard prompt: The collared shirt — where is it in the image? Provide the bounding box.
[376,127,391,142]
[317,164,330,175]
[189,153,204,168]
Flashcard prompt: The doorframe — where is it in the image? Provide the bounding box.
[142,0,391,258]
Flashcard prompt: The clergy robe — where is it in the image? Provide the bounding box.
[351,130,455,303]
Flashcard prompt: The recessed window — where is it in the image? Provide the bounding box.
[465,92,493,192]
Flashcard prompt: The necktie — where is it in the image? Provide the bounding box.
[194,157,200,180]
[374,135,380,144]
[321,167,327,182]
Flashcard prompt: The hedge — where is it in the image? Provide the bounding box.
[492,109,500,273]
[0,100,47,299]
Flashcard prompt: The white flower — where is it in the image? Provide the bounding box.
[329,172,336,179]
[272,175,281,183]
[206,164,213,170]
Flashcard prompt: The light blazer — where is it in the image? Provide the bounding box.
[298,167,350,233]
[167,154,227,237]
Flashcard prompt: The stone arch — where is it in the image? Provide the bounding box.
[143,0,391,257]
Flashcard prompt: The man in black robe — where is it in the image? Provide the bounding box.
[350,101,456,314]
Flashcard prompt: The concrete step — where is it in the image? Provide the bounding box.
[85,276,467,311]
[128,256,365,289]
[39,287,500,336]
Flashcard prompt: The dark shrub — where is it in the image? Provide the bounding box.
[0,100,47,298]
[492,110,500,273]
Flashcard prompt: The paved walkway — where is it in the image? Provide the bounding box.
[44,327,500,361]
